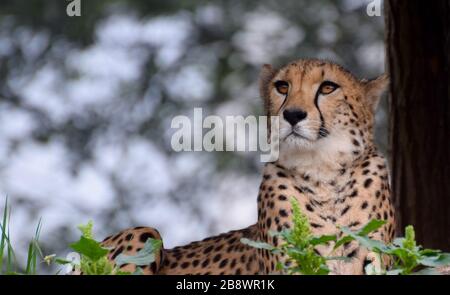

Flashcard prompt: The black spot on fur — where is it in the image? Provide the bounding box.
[181,261,190,269]
[230,259,237,269]
[278,195,287,201]
[347,249,358,258]
[187,252,196,258]
[102,235,112,242]
[277,171,287,178]
[139,232,154,243]
[341,205,351,216]
[213,254,222,263]
[364,178,373,188]
[361,161,370,168]
[111,246,124,260]
[201,259,210,268]
[111,233,122,242]
[219,259,228,268]
[348,221,361,227]
[203,245,214,254]
[361,201,369,210]
[350,190,358,198]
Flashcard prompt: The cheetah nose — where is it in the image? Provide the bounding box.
[283,108,308,126]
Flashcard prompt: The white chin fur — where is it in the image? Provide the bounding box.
[278,133,355,181]
[282,134,316,150]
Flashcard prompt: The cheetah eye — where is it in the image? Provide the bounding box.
[319,81,340,95]
[274,80,289,95]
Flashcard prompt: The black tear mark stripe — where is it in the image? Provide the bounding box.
[314,83,329,139]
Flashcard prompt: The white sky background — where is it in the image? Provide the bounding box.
[0,0,385,271]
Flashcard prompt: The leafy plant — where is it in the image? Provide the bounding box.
[242,198,342,275]
[63,220,162,275]
[242,197,450,275]
[1,197,163,275]
[3,196,449,275]
[336,222,450,275]
[66,221,119,275]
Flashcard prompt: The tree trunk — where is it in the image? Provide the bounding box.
[386,0,450,250]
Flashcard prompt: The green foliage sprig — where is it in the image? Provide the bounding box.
[336,223,450,275]
[242,197,450,275]
[242,198,342,275]
[1,197,163,275]
[63,220,162,275]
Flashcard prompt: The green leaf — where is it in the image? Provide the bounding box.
[315,265,330,275]
[340,226,390,252]
[411,267,442,275]
[309,235,336,246]
[69,236,109,262]
[418,253,450,267]
[115,238,162,267]
[358,219,386,236]
[240,238,275,251]
[78,221,94,239]
[420,248,442,256]
[385,247,410,262]
[334,236,354,250]
[354,236,390,252]
[275,261,285,271]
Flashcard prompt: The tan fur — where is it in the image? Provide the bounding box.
[98,59,395,275]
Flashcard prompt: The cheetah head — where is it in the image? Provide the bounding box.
[260,59,389,171]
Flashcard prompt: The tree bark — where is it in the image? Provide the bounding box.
[386,0,450,250]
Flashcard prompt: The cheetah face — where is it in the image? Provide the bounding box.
[260,59,388,161]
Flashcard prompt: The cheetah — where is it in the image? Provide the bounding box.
[99,59,395,275]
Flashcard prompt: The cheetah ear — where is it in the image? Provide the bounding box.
[259,64,276,100]
[363,74,389,111]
